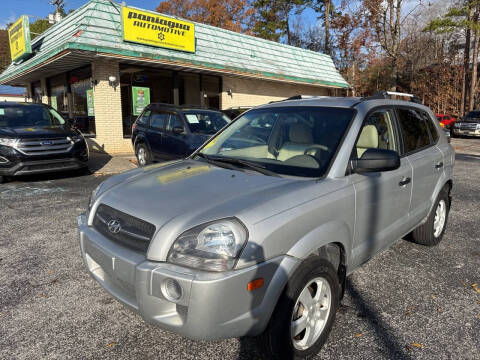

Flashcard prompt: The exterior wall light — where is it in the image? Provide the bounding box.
[227,89,232,97]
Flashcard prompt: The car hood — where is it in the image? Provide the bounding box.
[0,126,76,139]
[93,159,312,258]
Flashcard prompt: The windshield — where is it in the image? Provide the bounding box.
[0,104,66,128]
[198,106,355,177]
[183,110,230,135]
[465,111,480,122]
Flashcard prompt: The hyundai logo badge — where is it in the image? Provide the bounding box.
[107,219,121,234]
[41,141,54,146]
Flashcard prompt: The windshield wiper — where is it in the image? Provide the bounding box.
[195,153,243,171]
[207,156,281,177]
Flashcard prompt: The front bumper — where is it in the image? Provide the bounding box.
[78,214,299,340]
[0,143,88,176]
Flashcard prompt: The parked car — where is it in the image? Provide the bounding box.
[79,93,454,359]
[222,106,252,119]
[131,104,231,165]
[452,110,480,137]
[0,102,89,183]
[435,113,456,127]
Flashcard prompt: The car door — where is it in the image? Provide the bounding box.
[145,110,168,160]
[162,113,189,159]
[350,108,413,268]
[396,107,444,224]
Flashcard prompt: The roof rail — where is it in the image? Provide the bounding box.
[360,91,422,104]
[269,95,318,104]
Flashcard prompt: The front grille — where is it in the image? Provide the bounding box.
[93,204,156,253]
[459,123,478,130]
[15,137,73,155]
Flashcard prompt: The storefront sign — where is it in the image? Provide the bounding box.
[50,96,58,111]
[86,90,95,116]
[8,16,32,61]
[122,6,195,53]
[132,86,150,115]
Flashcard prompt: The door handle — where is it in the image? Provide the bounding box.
[398,177,411,186]
[435,162,444,169]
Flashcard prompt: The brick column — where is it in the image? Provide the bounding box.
[40,78,49,105]
[91,60,131,154]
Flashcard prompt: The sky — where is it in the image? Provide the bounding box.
[0,0,328,33]
[0,0,162,29]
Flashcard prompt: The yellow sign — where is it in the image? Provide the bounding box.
[8,16,32,61]
[122,6,195,53]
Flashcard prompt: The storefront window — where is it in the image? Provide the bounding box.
[120,65,173,137]
[49,74,68,117]
[69,67,95,136]
[31,81,42,103]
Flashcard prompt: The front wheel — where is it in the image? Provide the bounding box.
[260,257,340,359]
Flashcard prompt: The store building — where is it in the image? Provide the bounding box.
[0,0,349,154]
[0,85,27,102]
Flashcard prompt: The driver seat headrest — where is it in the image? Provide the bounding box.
[289,123,313,144]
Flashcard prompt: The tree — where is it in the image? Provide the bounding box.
[425,1,480,113]
[30,19,53,40]
[0,30,10,73]
[253,0,306,44]
[156,0,255,33]
[362,0,404,91]
[308,0,337,56]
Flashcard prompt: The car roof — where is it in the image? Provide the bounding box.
[149,103,223,113]
[255,96,431,112]
[0,102,46,107]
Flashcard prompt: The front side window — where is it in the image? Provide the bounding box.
[355,109,398,158]
[183,111,229,135]
[199,106,354,177]
[166,114,184,132]
[396,108,431,154]
[0,105,65,128]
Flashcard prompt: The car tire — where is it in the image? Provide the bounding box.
[260,257,340,359]
[411,185,450,246]
[136,144,151,167]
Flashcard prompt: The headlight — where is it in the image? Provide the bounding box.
[0,138,18,147]
[476,123,480,130]
[88,184,102,211]
[167,218,248,272]
[68,134,84,143]
[454,123,460,128]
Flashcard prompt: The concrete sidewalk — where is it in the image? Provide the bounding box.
[88,152,137,175]
[451,137,480,156]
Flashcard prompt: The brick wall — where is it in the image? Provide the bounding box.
[220,77,334,109]
[91,60,132,154]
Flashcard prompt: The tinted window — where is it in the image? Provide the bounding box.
[166,114,184,131]
[0,105,65,128]
[150,112,167,129]
[136,109,151,125]
[397,108,431,154]
[355,109,398,158]
[422,111,439,143]
[183,111,229,135]
[199,107,354,178]
[465,111,480,121]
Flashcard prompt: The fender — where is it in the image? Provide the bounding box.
[286,220,352,271]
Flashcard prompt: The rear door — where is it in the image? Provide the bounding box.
[145,110,168,160]
[396,107,443,225]
[350,107,413,268]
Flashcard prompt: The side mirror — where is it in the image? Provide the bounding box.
[351,148,400,173]
[172,126,185,135]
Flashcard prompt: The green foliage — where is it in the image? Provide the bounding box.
[30,19,52,40]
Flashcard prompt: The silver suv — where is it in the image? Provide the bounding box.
[78,93,454,359]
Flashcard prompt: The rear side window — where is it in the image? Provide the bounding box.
[422,111,439,143]
[150,111,168,129]
[396,108,431,154]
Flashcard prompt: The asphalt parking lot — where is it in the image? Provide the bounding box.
[1,151,479,360]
